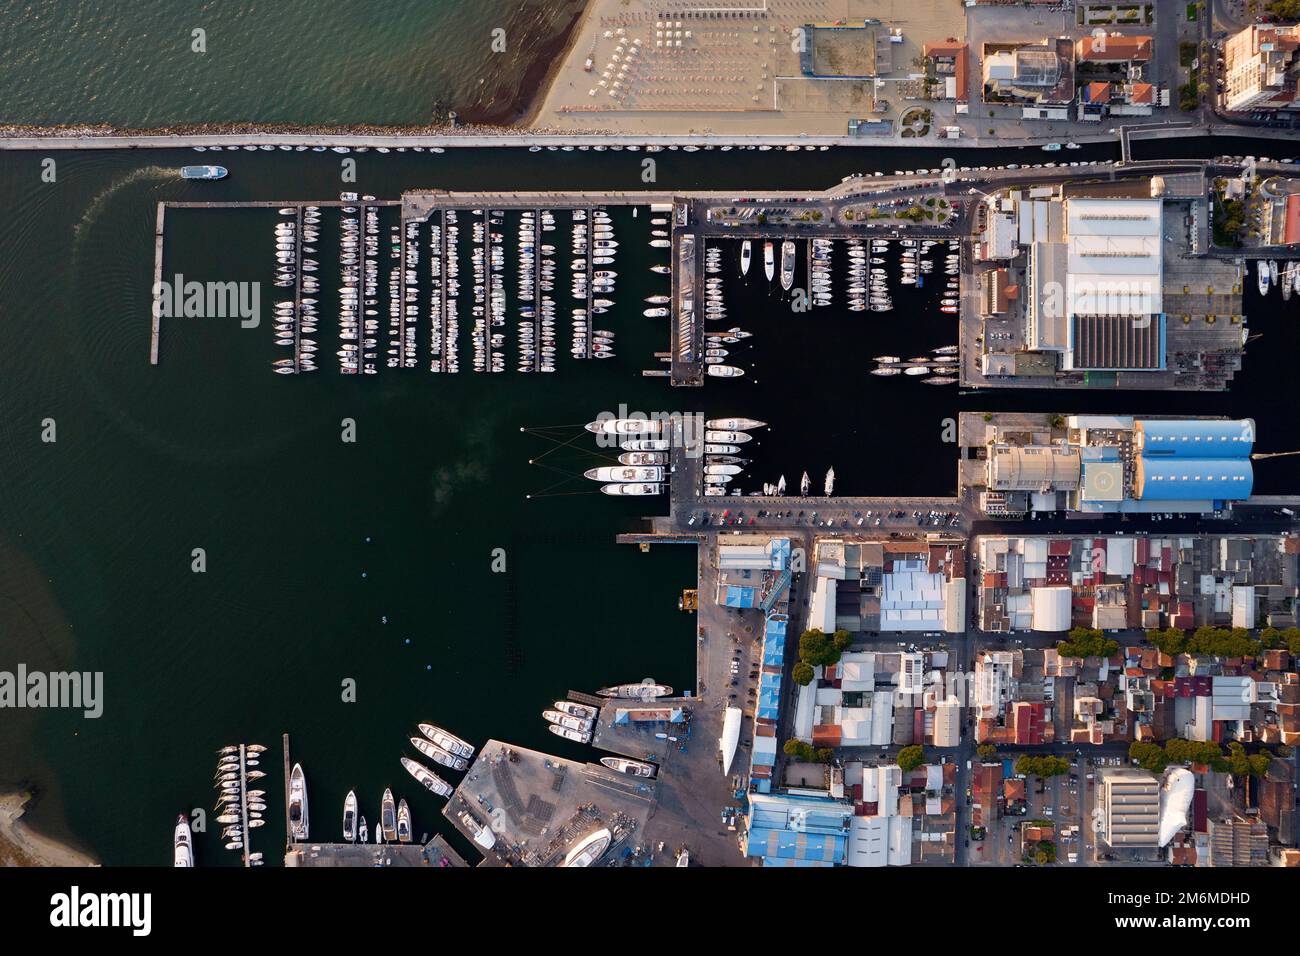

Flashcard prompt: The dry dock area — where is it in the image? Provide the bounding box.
[285,835,467,868]
[443,739,655,867]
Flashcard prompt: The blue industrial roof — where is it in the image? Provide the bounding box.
[723,585,757,608]
[1136,457,1253,501]
[769,538,791,571]
[1137,419,1255,458]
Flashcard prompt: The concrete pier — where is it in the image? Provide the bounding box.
[150,203,164,365]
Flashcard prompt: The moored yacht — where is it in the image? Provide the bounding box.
[380,788,397,842]
[343,790,357,843]
[410,736,469,772]
[585,466,664,482]
[173,814,194,867]
[779,240,795,291]
[401,757,454,798]
[417,723,475,759]
[763,241,775,282]
[396,799,412,843]
[288,763,309,841]
[597,681,672,698]
[740,240,752,276]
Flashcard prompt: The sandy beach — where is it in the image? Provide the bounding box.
[0,792,98,867]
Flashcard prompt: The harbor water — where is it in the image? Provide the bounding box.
[2,139,1300,864]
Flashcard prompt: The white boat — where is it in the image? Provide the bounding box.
[620,439,670,451]
[585,466,664,482]
[543,709,593,733]
[597,681,672,698]
[585,418,664,436]
[396,799,412,843]
[548,723,591,744]
[600,756,657,778]
[1258,260,1271,296]
[619,452,667,466]
[288,763,309,841]
[705,430,751,444]
[643,307,669,317]
[1042,142,1062,152]
[705,418,765,431]
[706,365,744,378]
[779,240,796,291]
[173,814,194,867]
[719,707,742,774]
[871,367,901,376]
[705,444,740,455]
[763,241,775,282]
[180,165,227,180]
[553,700,599,720]
[358,816,368,843]
[459,810,497,850]
[740,240,751,276]
[600,482,663,496]
[561,828,612,867]
[411,736,469,771]
[776,475,786,495]
[380,788,398,841]
[418,723,475,759]
[800,472,811,495]
[904,366,930,376]
[705,464,743,477]
[342,790,357,843]
[824,467,835,496]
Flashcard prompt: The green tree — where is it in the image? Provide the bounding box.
[783,739,816,761]
[1058,627,1119,660]
[799,628,845,668]
[816,748,836,764]
[897,745,925,773]
[1016,755,1069,778]
[977,743,997,761]
[792,661,815,686]
[1129,741,1169,773]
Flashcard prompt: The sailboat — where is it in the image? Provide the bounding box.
[763,241,775,282]
[800,471,810,496]
[776,474,786,495]
[740,240,751,276]
[824,467,835,496]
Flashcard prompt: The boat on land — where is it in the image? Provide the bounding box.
[561,828,612,867]
[343,790,357,843]
[460,810,497,850]
[417,723,475,759]
[740,240,752,276]
[600,757,657,778]
[597,681,672,698]
[763,241,775,282]
[380,788,398,842]
[173,814,194,867]
[288,763,309,841]
[401,757,454,798]
[779,240,795,290]
[411,736,469,771]
[180,165,227,180]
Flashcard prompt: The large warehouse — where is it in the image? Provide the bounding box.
[1133,418,1255,503]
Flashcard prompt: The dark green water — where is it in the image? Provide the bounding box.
[0,0,586,126]
[4,139,1300,865]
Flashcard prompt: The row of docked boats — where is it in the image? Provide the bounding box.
[209,743,269,862]
[574,208,619,360]
[543,699,598,743]
[871,346,959,385]
[585,417,672,495]
[702,417,766,497]
[1258,259,1300,299]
